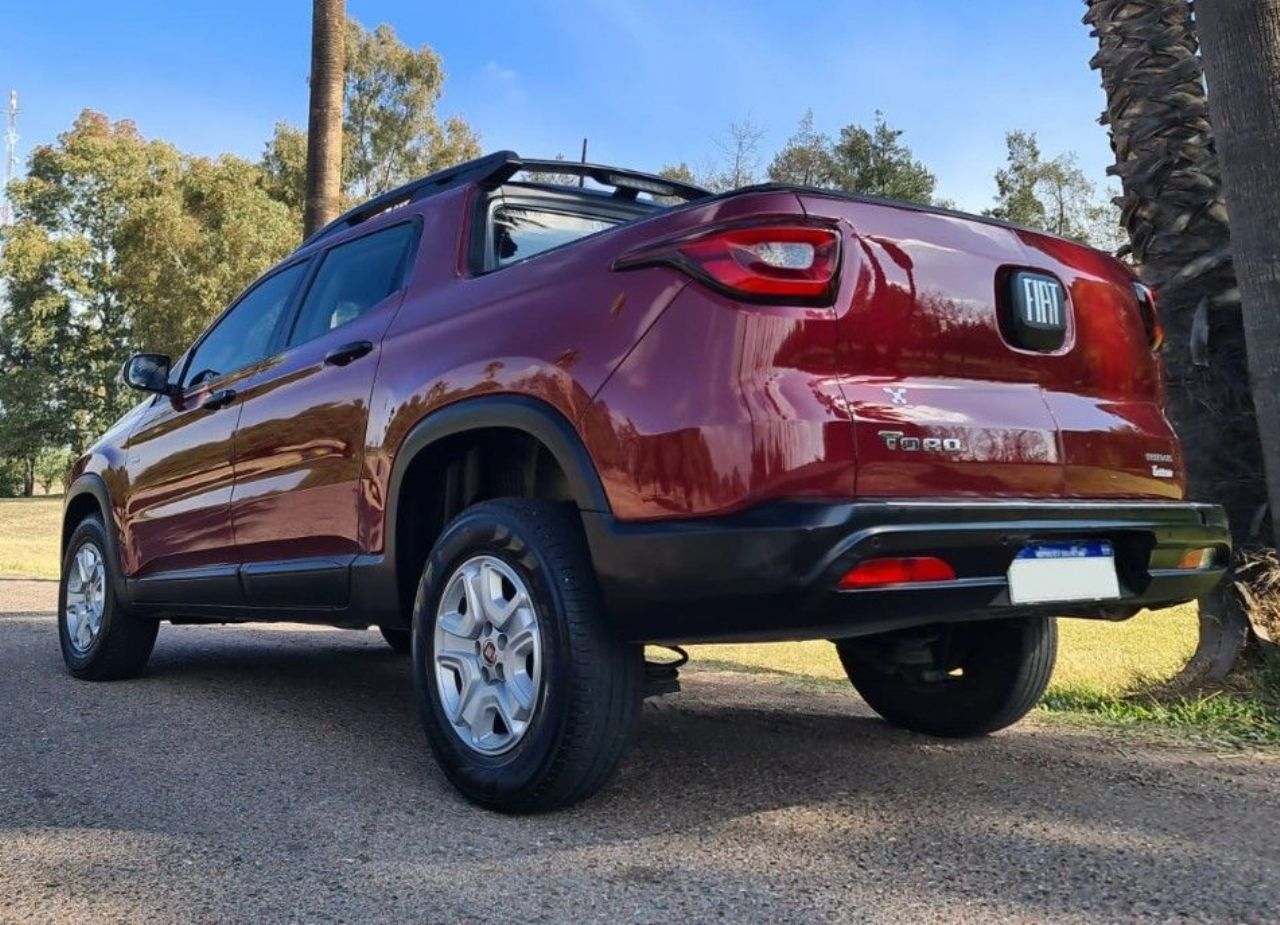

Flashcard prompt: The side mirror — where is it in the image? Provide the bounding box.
[122,353,174,396]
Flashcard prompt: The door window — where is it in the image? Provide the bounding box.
[183,262,307,388]
[287,223,417,348]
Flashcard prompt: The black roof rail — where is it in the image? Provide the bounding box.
[301,150,710,248]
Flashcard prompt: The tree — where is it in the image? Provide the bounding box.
[768,110,837,187]
[1198,2,1280,642]
[265,17,480,215]
[1085,0,1265,677]
[986,130,1118,247]
[1,111,296,451]
[304,0,345,239]
[704,118,766,192]
[658,162,697,186]
[825,112,934,204]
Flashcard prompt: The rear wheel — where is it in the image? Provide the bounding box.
[835,616,1057,737]
[58,514,159,681]
[412,498,643,813]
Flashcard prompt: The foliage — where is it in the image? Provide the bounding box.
[0,460,25,499]
[767,110,836,188]
[0,111,296,455]
[828,111,935,204]
[765,110,935,204]
[263,17,480,215]
[986,130,1122,249]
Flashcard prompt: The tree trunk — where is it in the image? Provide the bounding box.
[1084,0,1265,678]
[1198,0,1280,545]
[303,0,345,239]
[22,458,34,498]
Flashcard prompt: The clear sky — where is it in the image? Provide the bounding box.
[1,0,1115,213]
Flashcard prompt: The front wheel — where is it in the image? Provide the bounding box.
[835,616,1057,738]
[59,514,159,681]
[412,498,643,813]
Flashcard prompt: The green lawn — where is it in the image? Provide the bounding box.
[0,496,63,579]
[680,605,1197,698]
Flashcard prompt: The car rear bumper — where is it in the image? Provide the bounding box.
[581,499,1230,645]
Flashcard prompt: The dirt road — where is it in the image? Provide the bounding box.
[1,580,1276,924]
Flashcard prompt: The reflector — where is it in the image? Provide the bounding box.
[839,557,956,589]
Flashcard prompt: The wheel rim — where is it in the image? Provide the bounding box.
[64,542,106,655]
[433,555,543,756]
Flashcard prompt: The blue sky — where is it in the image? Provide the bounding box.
[2,1,1114,212]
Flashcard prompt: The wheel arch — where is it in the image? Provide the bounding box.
[62,473,129,602]
[354,394,611,627]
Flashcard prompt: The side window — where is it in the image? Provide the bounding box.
[184,262,308,388]
[287,223,417,348]
[491,205,618,268]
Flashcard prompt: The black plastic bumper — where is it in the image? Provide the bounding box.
[581,499,1231,644]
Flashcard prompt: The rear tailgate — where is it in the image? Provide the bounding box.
[799,194,1183,501]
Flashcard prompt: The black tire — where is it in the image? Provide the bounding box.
[379,626,411,654]
[412,498,643,813]
[58,514,159,681]
[835,616,1057,738]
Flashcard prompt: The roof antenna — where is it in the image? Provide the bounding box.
[579,137,587,188]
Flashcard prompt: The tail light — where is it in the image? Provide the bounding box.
[615,220,841,305]
[1133,282,1164,353]
[839,556,956,589]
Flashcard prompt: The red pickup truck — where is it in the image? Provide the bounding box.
[61,152,1228,811]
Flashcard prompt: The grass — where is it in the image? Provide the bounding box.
[4,495,1274,745]
[679,605,1280,749]
[0,495,62,579]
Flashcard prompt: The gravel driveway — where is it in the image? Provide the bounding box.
[2,579,1277,924]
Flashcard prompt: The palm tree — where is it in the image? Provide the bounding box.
[1084,0,1264,676]
[303,0,345,238]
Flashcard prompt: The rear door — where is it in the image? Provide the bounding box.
[801,195,1179,500]
[229,220,419,608]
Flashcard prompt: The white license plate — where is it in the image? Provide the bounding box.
[1007,541,1121,605]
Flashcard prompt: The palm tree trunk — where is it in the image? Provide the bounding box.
[1084,0,1264,678]
[1197,0,1280,545]
[303,0,345,239]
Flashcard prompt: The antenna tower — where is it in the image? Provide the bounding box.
[2,90,17,226]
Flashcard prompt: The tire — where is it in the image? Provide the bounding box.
[835,616,1057,738]
[379,626,411,655]
[58,514,159,681]
[412,498,643,813]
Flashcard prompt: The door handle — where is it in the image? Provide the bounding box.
[324,340,374,367]
[204,388,237,411]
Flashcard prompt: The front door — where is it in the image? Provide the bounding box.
[122,260,310,604]
[229,220,419,608]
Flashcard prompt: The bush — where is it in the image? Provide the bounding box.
[0,459,26,498]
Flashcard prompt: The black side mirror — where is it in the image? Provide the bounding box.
[122,353,174,396]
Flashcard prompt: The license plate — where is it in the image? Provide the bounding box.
[1007,541,1120,605]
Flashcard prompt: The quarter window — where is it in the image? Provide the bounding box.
[492,206,618,268]
[287,223,417,347]
[183,262,307,388]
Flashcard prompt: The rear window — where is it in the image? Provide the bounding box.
[492,205,619,268]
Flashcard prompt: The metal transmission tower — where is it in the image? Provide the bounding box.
[2,90,16,226]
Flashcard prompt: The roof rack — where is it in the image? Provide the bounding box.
[302,151,711,247]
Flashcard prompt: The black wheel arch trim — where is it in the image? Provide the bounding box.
[351,394,612,626]
[62,473,130,604]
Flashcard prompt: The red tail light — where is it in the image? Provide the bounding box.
[1133,282,1164,353]
[838,556,957,589]
[615,221,841,304]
